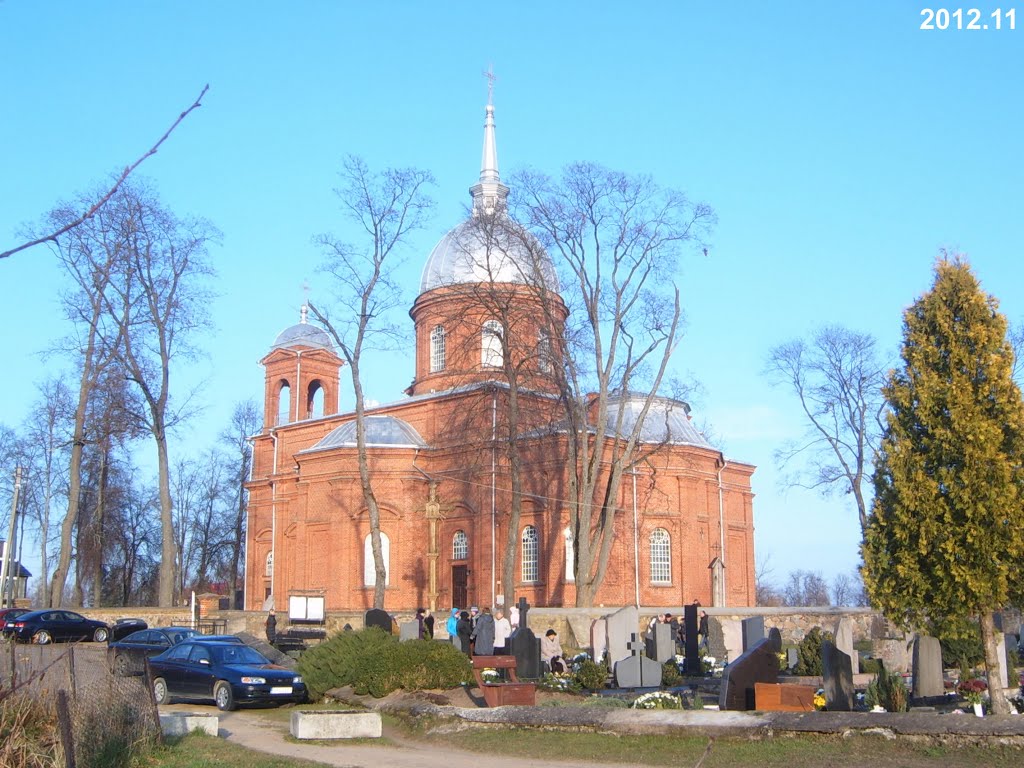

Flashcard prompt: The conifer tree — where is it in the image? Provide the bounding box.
[862,254,1024,714]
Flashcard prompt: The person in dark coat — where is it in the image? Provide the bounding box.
[423,608,435,639]
[473,607,496,655]
[698,610,709,653]
[456,611,473,656]
[265,610,277,645]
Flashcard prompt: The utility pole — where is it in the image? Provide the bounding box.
[1,466,23,608]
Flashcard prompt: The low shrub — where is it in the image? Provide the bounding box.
[661,660,682,687]
[793,627,834,676]
[297,628,471,699]
[865,662,909,712]
[574,659,608,691]
[538,672,579,693]
[940,630,984,670]
[860,657,882,675]
[0,693,61,768]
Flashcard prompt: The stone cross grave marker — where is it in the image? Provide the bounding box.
[615,632,662,688]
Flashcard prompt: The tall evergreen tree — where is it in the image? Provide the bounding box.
[862,254,1024,714]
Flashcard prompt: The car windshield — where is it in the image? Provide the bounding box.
[212,644,270,666]
[167,629,199,644]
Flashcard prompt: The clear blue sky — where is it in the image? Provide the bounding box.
[2,2,1022,593]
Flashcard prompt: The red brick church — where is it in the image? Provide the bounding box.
[244,98,756,614]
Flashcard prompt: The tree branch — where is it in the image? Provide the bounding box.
[1,84,209,261]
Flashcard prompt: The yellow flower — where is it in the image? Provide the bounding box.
[813,694,826,710]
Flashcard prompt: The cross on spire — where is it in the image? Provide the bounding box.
[483,64,496,106]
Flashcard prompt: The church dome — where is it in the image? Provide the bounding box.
[606,393,712,449]
[419,96,559,296]
[420,218,559,294]
[308,415,428,451]
[271,306,335,353]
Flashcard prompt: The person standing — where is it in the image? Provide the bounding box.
[473,607,496,655]
[265,610,277,645]
[493,608,512,654]
[698,610,709,653]
[422,608,435,639]
[447,608,460,648]
[456,611,473,656]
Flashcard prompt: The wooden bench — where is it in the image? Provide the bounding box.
[754,682,816,712]
[471,655,537,707]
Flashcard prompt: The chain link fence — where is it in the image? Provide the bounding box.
[0,640,160,768]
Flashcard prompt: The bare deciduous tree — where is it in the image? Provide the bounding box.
[221,400,260,602]
[765,326,888,536]
[309,156,435,609]
[783,569,831,607]
[512,163,715,606]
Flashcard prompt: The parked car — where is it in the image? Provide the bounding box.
[0,607,29,626]
[2,609,109,644]
[109,617,148,642]
[148,638,306,711]
[107,626,202,676]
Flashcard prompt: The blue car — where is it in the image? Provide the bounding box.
[148,638,306,711]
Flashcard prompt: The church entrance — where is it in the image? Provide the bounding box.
[451,565,468,609]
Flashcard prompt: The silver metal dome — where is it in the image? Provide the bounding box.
[309,415,428,451]
[419,218,559,294]
[606,393,712,448]
[271,305,335,352]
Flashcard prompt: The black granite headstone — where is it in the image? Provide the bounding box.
[365,608,392,633]
[821,640,854,711]
[767,627,783,655]
[684,604,700,673]
[718,638,778,711]
[507,597,541,678]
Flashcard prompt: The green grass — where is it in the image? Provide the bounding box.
[139,733,330,767]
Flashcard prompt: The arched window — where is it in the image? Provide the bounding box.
[307,380,325,419]
[430,325,446,373]
[363,532,391,586]
[564,528,575,583]
[482,320,503,367]
[521,525,538,583]
[538,330,552,374]
[277,382,291,425]
[649,528,671,584]
[265,551,274,577]
[452,530,468,560]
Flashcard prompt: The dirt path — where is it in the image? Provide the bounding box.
[214,707,630,768]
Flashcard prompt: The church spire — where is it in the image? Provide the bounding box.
[470,66,509,215]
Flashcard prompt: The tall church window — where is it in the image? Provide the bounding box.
[363,532,391,587]
[538,329,552,374]
[482,320,503,367]
[564,528,575,582]
[649,528,671,584]
[521,525,538,583]
[265,551,274,577]
[277,382,291,425]
[452,530,468,560]
[307,380,325,419]
[430,325,446,372]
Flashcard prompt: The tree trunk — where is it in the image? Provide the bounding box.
[351,359,386,609]
[155,425,177,607]
[981,611,1010,714]
[92,449,108,607]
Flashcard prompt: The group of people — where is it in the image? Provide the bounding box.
[647,604,710,654]
[445,604,518,656]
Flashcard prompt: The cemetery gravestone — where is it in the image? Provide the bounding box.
[995,633,1010,689]
[683,604,701,674]
[833,616,858,673]
[719,638,778,711]
[364,609,392,634]
[646,622,674,663]
[399,621,419,642]
[767,627,783,655]
[506,597,541,679]
[821,641,854,711]
[911,635,944,699]
[615,633,663,688]
[591,618,608,665]
[604,605,640,667]
[707,616,728,660]
[786,647,799,670]
[742,616,765,653]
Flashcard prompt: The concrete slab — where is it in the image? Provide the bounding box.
[290,709,382,739]
[159,712,219,737]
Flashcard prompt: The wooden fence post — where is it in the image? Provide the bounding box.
[56,689,77,768]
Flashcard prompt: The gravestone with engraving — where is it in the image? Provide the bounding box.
[742,616,765,653]
[995,633,1010,689]
[591,618,608,664]
[707,616,728,660]
[615,633,663,688]
[364,608,393,634]
[646,622,675,663]
[399,621,419,642]
[604,605,640,667]
[719,638,778,710]
[787,647,799,670]
[767,627,783,655]
[506,597,541,679]
[684,604,701,674]
[911,635,944,699]
[822,641,854,711]
[833,616,858,673]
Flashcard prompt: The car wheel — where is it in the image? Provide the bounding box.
[113,654,133,676]
[214,681,236,711]
[93,627,109,643]
[153,677,171,705]
[32,630,51,645]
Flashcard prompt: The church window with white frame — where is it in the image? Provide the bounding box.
[521,525,539,583]
[430,325,446,372]
[649,528,671,584]
[452,530,468,560]
[481,320,503,367]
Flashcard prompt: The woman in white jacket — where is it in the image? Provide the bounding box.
[493,609,512,654]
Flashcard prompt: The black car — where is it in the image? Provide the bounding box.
[109,617,148,642]
[2,609,109,644]
[107,626,203,676]
[148,638,306,711]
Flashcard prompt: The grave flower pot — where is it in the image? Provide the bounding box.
[973,702,984,717]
